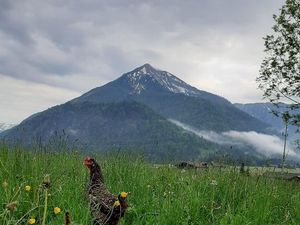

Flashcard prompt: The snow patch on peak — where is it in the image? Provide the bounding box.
[166,72,173,77]
[125,64,200,96]
[0,123,16,133]
[141,66,147,74]
[173,84,186,93]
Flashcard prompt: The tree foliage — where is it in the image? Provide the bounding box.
[257,0,300,111]
[258,0,300,153]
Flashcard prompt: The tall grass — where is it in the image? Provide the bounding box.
[0,143,299,225]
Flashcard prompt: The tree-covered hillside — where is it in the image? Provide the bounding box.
[1,101,219,161]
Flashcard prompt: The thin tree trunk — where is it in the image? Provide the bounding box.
[281,122,288,171]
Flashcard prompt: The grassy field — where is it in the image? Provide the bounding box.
[0,144,299,225]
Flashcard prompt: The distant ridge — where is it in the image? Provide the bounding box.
[235,102,299,140]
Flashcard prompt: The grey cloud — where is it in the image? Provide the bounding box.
[0,0,287,123]
[0,0,284,84]
[0,0,34,45]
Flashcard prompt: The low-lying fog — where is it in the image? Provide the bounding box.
[169,119,298,158]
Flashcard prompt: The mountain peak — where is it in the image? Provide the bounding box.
[141,63,154,70]
[134,63,161,75]
[74,64,231,106]
[124,64,200,95]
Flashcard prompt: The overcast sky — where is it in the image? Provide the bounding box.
[0,0,284,124]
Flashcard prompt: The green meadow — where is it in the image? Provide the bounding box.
[0,144,299,225]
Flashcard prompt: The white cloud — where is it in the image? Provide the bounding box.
[223,130,296,157]
[0,74,80,123]
[170,119,298,158]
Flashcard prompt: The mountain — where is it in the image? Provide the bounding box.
[73,64,270,132]
[1,101,220,161]
[1,64,273,161]
[0,123,15,133]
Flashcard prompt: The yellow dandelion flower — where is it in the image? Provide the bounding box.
[25,185,31,192]
[113,200,120,207]
[54,207,61,215]
[2,181,8,188]
[120,191,128,199]
[28,218,36,224]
